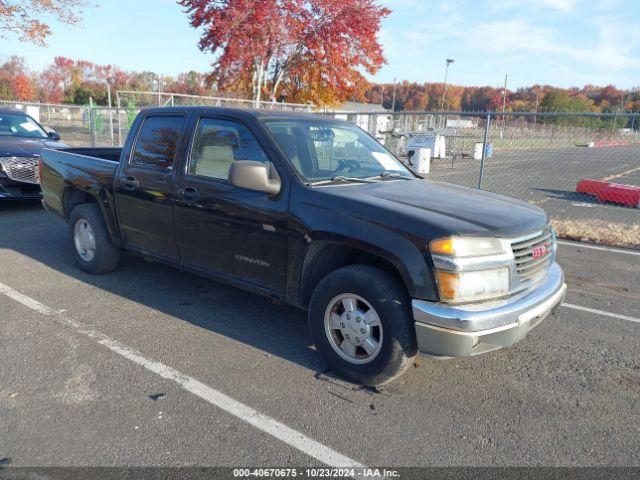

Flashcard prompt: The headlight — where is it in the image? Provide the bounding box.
[430,236,512,303]
[436,268,510,303]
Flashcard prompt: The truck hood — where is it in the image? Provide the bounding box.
[320,179,548,238]
[0,137,67,157]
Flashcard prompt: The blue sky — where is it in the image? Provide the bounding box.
[2,0,639,89]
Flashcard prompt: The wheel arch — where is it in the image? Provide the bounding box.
[296,238,417,309]
[63,186,123,247]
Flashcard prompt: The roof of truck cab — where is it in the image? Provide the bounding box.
[0,108,29,115]
[137,106,346,123]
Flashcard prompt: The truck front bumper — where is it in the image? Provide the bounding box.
[412,262,566,358]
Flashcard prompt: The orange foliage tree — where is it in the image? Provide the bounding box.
[0,0,87,46]
[179,0,390,106]
[0,56,35,100]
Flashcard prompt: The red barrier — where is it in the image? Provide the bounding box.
[577,179,640,207]
[591,140,631,148]
[596,183,640,208]
[576,179,609,195]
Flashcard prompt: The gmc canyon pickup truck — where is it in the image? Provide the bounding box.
[40,107,566,386]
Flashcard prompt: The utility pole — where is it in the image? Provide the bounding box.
[500,74,508,138]
[391,78,397,112]
[501,74,508,115]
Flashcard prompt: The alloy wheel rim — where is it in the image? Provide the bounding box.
[73,219,96,262]
[323,293,383,365]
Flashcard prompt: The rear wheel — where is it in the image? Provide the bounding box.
[69,203,120,274]
[309,265,417,386]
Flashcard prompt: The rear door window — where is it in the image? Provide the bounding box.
[131,115,185,170]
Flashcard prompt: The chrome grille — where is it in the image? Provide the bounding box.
[0,157,40,184]
[511,228,554,284]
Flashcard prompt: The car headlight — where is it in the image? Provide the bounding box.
[435,268,510,303]
[430,237,512,303]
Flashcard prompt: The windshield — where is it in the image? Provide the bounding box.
[0,113,49,139]
[265,119,414,183]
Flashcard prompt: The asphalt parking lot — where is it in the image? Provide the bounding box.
[1,201,639,469]
[429,145,640,226]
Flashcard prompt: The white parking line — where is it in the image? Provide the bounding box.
[557,240,640,256]
[0,281,364,469]
[562,303,640,324]
[603,165,640,182]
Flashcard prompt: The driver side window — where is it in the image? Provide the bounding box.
[188,118,267,180]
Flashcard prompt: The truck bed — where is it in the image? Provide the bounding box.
[40,147,122,220]
[61,147,122,163]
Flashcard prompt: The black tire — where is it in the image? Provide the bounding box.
[68,203,120,274]
[308,265,417,386]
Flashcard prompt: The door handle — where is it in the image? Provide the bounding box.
[177,187,201,202]
[121,176,139,190]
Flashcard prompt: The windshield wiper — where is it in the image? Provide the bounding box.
[308,176,380,186]
[376,172,414,180]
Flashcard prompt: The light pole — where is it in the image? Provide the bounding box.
[441,59,454,130]
[440,58,454,112]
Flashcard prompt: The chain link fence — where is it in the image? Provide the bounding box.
[324,110,639,248]
[115,90,313,112]
[2,93,313,147]
[2,99,638,248]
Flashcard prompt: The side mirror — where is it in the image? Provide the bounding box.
[46,128,61,141]
[229,161,281,195]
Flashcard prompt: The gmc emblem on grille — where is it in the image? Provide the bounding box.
[532,244,549,259]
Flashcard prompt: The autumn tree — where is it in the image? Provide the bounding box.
[0,56,35,100]
[539,90,595,113]
[539,89,598,126]
[166,71,209,96]
[179,0,389,105]
[0,0,86,46]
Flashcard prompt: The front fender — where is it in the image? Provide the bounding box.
[286,209,438,305]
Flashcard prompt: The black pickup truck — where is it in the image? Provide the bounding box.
[40,107,566,386]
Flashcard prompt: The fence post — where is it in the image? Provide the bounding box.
[89,107,97,147]
[117,96,122,146]
[478,113,491,189]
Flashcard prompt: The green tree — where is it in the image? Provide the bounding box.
[0,79,12,99]
[539,90,598,126]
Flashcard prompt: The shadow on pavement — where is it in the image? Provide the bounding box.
[0,202,324,374]
[533,188,636,208]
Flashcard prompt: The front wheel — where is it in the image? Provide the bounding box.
[69,203,120,274]
[309,265,417,386]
